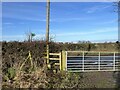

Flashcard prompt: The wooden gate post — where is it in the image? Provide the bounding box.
[61,51,67,71]
[59,52,62,70]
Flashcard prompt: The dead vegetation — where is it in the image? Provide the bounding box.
[2,41,120,89]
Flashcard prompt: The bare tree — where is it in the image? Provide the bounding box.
[26,31,35,42]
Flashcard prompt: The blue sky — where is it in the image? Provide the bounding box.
[2,2,118,42]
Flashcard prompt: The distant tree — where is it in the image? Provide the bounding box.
[78,40,91,44]
[49,34,56,42]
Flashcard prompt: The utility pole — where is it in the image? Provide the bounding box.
[46,0,50,64]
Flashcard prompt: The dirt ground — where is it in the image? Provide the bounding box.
[79,71,118,88]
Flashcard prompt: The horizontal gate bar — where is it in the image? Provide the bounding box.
[54,63,60,65]
[49,58,60,60]
[66,51,119,53]
[67,56,119,57]
[67,60,116,62]
[49,53,60,56]
[68,70,117,72]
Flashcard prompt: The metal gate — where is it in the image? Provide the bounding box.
[66,51,120,72]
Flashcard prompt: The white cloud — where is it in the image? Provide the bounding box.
[86,5,112,13]
[3,22,13,25]
[2,34,45,40]
[3,8,92,22]
[2,35,24,38]
[2,27,117,41]
[3,13,92,22]
[3,11,46,22]
[94,19,118,25]
[100,19,117,24]
[51,17,92,22]
[55,27,117,36]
